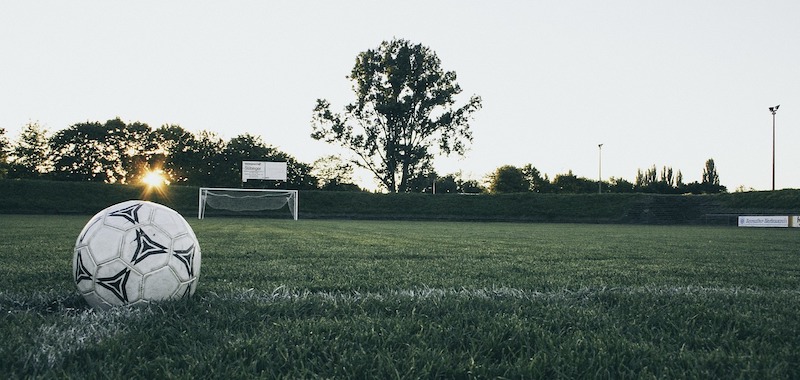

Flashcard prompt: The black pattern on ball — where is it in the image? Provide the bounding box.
[96,268,131,302]
[173,244,196,277]
[74,250,92,283]
[109,203,143,224]
[131,228,168,265]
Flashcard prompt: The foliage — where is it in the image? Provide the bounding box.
[2,217,800,378]
[312,38,482,193]
[608,177,635,193]
[4,119,318,189]
[152,124,198,184]
[703,158,720,185]
[48,118,160,183]
[8,121,50,178]
[488,165,529,193]
[312,155,360,191]
[0,128,8,178]
[521,164,551,193]
[551,170,597,193]
[630,159,725,194]
[49,121,120,182]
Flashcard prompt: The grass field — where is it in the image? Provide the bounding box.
[1,215,799,378]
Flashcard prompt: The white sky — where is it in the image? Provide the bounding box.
[2,1,798,191]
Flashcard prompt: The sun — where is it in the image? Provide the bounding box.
[141,170,168,188]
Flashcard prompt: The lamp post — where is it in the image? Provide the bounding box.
[598,143,603,194]
[769,105,779,191]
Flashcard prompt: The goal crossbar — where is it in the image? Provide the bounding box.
[198,187,298,220]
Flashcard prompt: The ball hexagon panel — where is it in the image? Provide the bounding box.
[142,267,182,301]
[75,215,103,246]
[151,207,191,238]
[85,225,126,265]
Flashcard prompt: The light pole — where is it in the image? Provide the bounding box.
[769,105,779,191]
[598,143,603,194]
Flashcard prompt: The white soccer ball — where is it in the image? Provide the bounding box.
[73,200,201,310]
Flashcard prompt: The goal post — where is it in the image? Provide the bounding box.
[198,188,298,220]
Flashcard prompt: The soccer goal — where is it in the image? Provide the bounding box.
[198,188,298,220]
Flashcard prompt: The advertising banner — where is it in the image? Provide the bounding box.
[737,216,789,228]
[242,161,288,181]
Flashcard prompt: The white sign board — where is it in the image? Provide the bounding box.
[792,216,800,228]
[738,216,789,228]
[242,161,287,181]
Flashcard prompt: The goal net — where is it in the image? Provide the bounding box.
[198,188,298,220]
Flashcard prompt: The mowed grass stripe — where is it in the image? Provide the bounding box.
[1,215,799,378]
[7,285,800,378]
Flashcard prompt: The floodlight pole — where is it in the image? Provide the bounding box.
[769,105,779,191]
[598,144,603,194]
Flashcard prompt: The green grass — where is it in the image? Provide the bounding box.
[2,215,800,378]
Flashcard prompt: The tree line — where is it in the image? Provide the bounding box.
[0,120,322,189]
[483,161,726,195]
[0,121,725,194]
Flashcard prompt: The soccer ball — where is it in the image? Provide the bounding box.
[73,200,201,310]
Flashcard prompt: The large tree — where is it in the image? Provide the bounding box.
[49,118,157,183]
[153,124,198,184]
[49,121,116,182]
[700,158,726,193]
[312,39,482,193]
[489,165,529,193]
[177,130,227,187]
[106,119,157,184]
[10,122,51,178]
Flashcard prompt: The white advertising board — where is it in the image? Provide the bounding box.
[242,161,287,181]
[737,216,789,228]
[792,216,800,228]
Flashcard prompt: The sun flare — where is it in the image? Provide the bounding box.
[141,170,168,188]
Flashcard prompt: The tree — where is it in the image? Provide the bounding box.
[489,165,529,193]
[50,122,116,182]
[702,158,720,187]
[312,155,360,191]
[552,170,596,193]
[433,174,459,194]
[458,179,484,194]
[608,177,635,193]
[179,130,226,186]
[440,171,484,194]
[634,165,683,194]
[9,122,50,178]
[49,118,158,184]
[521,164,551,193]
[0,128,9,178]
[312,38,482,193]
[106,119,157,184]
[153,124,198,184]
[700,158,726,193]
